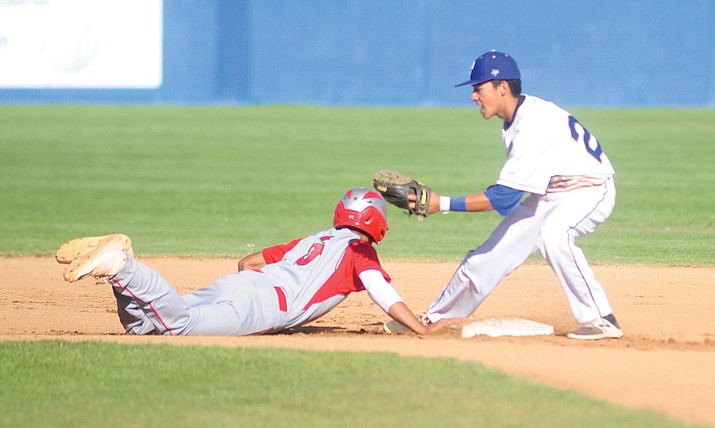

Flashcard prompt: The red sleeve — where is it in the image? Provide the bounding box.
[261,237,305,264]
[348,240,391,284]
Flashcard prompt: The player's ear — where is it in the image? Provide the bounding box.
[498,80,510,95]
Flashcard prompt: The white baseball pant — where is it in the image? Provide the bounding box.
[426,178,616,324]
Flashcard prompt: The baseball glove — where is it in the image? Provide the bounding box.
[373,170,432,218]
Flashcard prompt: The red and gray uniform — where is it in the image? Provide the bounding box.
[109,227,399,336]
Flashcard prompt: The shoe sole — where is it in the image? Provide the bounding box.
[56,234,131,264]
[383,320,414,334]
[63,234,131,282]
[567,330,624,340]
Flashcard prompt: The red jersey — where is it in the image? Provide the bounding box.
[259,227,390,329]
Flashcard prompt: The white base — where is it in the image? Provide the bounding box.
[458,318,554,338]
[383,317,554,338]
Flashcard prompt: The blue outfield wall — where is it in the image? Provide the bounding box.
[2,0,714,107]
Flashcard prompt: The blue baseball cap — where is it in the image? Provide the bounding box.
[455,50,521,87]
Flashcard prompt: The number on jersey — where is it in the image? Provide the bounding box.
[568,116,603,162]
[295,236,333,266]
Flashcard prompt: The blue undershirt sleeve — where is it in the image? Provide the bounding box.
[484,184,526,217]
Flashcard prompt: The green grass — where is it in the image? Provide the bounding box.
[1,105,713,264]
[0,341,692,428]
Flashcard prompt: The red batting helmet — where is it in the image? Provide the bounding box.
[333,187,389,243]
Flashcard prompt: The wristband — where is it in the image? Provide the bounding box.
[439,196,467,212]
[450,196,467,211]
[439,196,451,212]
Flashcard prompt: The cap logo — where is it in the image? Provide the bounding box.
[491,69,500,77]
[470,60,476,71]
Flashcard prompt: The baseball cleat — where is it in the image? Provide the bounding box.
[567,314,623,340]
[383,320,414,334]
[63,234,133,283]
[55,234,131,264]
[383,312,432,334]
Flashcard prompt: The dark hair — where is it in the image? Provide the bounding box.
[492,79,522,96]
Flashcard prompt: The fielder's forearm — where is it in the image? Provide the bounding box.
[435,192,494,213]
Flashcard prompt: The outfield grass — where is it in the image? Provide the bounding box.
[0,341,692,428]
[0,105,713,265]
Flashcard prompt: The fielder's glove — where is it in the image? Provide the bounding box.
[373,170,432,218]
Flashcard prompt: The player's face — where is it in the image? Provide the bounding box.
[471,82,501,119]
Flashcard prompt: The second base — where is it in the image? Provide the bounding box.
[457,318,554,338]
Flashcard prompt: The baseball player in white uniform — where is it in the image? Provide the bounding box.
[421,50,622,339]
[56,188,460,336]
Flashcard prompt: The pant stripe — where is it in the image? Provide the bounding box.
[566,183,610,318]
[111,278,175,335]
[274,287,287,312]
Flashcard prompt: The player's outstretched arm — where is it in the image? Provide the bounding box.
[409,191,494,215]
[387,302,429,334]
[388,302,465,335]
[360,270,466,335]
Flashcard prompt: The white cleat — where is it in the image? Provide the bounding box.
[383,320,414,335]
[62,234,133,283]
[567,314,623,340]
[383,312,430,335]
[55,234,131,264]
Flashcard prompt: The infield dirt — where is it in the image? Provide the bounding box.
[1,258,714,427]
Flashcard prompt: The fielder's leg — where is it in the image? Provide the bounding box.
[537,179,622,339]
[536,180,616,323]
[425,196,543,322]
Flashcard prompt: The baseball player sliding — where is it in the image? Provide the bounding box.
[374,50,622,340]
[55,188,462,336]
